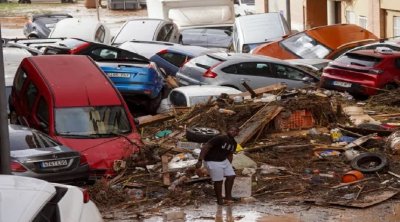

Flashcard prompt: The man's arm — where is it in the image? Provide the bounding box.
[196,143,211,168]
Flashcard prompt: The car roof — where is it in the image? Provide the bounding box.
[27,55,122,107]
[207,52,285,63]
[347,49,400,58]
[0,175,56,222]
[165,45,214,56]
[49,18,101,39]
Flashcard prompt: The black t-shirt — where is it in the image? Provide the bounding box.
[204,135,237,162]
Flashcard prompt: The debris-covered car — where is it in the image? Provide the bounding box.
[9,55,142,179]
[176,52,319,91]
[43,38,165,114]
[157,85,242,113]
[9,124,89,183]
[321,47,400,96]
[49,18,111,45]
[23,13,73,39]
[0,175,103,222]
[252,24,378,60]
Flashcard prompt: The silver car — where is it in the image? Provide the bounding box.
[9,124,89,184]
[176,52,319,91]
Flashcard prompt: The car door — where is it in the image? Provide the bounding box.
[270,63,318,88]
[206,28,232,48]
[181,29,207,47]
[220,62,278,91]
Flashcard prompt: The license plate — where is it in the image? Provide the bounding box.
[333,81,351,88]
[41,159,68,168]
[107,73,130,78]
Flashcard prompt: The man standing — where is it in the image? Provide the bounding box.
[196,126,239,205]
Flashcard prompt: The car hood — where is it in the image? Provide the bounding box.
[55,135,141,170]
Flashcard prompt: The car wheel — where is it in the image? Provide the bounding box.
[350,152,388,173]
[186,126,220,143]
[384,83,397,91]
[147,92,163,115]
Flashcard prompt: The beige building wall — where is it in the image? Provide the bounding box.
[265,0,305,32]
[382,0,400,38]
[340,0,381,37]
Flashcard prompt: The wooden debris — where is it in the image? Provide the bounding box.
[331,178,374,189]
[388,171,400,179]
[235,83,287,98]
[161,155,171,186]
[137,112,175,127]
[235,105,283,145]
[241,81,257,98]
[344,133,377,150]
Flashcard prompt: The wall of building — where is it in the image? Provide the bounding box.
[266,0,304,32]
[381,0,400,38]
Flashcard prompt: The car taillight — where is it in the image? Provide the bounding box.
[80,188,90,203]
[70,42,91,54]
[369,69,384,74]
[11,161,27,172]
[157,49,168,55]
[203,69,218,78]
[79,155,88,166]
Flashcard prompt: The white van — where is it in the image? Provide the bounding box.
[49,18,111,45]
[232,13,290,53]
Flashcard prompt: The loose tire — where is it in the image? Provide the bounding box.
[351,152,388,173]
[186,126,220,143]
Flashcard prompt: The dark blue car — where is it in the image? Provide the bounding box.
[43,38,165,113]
[150,45,215,76]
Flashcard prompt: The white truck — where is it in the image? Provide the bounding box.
[146,0,235,28]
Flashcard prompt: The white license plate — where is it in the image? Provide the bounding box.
[333,81,351,88]
[107,73,130,78]
[41,159,68,168]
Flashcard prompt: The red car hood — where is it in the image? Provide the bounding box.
[55,135,141,172]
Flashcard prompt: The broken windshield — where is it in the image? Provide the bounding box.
[55,106,131,137]
[281,33,331,59]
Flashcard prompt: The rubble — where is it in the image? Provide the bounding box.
[88,84,400,218]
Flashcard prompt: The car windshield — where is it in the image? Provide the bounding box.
[10,129,59,150]
[55,106,131,137]
[281,33,331,59]
[335,53,382,67]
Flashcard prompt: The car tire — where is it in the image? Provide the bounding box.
[351,152,388,173]
[186,126,220,143]
[147,91,163,115]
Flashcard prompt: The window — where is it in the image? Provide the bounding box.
[25,82,38,111]
[91,48,118,59]
[235,62,271,76]
[156,24,174,41]
[159,52,187,67]
[394,16,400,37]
[273,64,307,81]
[281,33,331,59]
[346,10,356,24]
[336,52,382,68]
[14,70,27,92]
[359,16,367,29]
[37,97,49,125]
[169,91,187,107]
[94,25,106,43]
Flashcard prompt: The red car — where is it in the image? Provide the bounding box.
[320,47,400,96]
[10,55,142,179]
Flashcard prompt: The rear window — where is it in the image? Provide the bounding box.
[190,55,223,69]
[10,129,59,150]
[169,91,187,107]
[336,53,382,67]
[281,33,331,59]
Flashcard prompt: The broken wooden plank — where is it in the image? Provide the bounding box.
[344,133,377,150]
[327,189,399,208]
[388,171,400,179]
[161,155,171,186]
[137,112,175,127]
[235,105,283,145]
[267,127,329,138]
[234,83,287,98]
[338,124,394,137]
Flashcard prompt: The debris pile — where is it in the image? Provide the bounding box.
[90,84,400,219]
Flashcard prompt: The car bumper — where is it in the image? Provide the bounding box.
[320,77,377,96]
[13,164,90,184]
[176,72,204,86]
[115,84,161,99]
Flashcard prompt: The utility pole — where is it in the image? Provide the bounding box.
[0,25,11,174]
[286,0,291,31]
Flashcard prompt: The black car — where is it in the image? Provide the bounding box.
[9,124,89,184]
[23,14,73,39]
